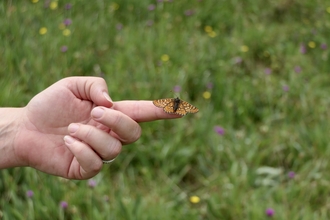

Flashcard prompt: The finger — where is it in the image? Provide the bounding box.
[61,77,113,108]
[63,135,103,179]
[112,100,182,123]
[91,107,141,144]
[67,123,122,161]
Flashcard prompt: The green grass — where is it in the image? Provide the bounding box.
[1,0,330,219]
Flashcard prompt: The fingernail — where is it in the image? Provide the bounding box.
[64,135,75,144]
[68,123,79,133]
[92,107,104,119]
[103,92,113,103]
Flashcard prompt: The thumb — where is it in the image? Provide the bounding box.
[64,77,113,108]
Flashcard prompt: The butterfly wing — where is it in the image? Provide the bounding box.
[176,100,199,115]
[162,100,176,114]
[153,98,173,108]
[153,98,199,116]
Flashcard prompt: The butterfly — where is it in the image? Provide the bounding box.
[153,97,199,116]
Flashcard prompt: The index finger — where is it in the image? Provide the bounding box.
[112,100,182,122]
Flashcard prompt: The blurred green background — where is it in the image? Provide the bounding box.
[1,0,330,219]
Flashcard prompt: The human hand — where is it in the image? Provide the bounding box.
[13,77,180,179]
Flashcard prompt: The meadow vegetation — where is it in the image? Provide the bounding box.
[1,0,330,219]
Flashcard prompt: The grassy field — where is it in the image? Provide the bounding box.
[1,0,330,219]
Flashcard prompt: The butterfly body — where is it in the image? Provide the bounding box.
[153,97,199,116]
[173,97,181,112]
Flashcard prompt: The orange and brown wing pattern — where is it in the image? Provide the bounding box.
[152,98,172,108]
[162,100,176,114]
[178,100,199,115]
[153,98,199,116]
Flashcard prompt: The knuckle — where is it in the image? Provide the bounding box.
[112,111,123,127]
[100,138,122,159]
[89,160,103,173]
[131,125,142,142]
[108,109,141,144]
[132,102,140,121]
[109,139,122,156]
[83,126,95,141]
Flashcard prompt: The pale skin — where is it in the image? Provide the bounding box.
[0,77,180,179]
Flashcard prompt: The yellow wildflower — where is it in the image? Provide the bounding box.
[110,3,119,11]
[161,54,170,62]
[308,41,316,48]
[208,31,217,38]
[204,26,213,33]
[189,196,200,204]
[241,45,249,52]
[39,27,47,35]
[63,29,71,36]
[203,91,211,99]
[31,0,39,3]
[50,1,58,10]
[326,7,330,14]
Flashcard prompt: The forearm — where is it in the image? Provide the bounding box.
[0,108,25,169]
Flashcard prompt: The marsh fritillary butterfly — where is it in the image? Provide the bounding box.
[153,97,199,116]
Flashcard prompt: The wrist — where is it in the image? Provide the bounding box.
[0,107,25,168]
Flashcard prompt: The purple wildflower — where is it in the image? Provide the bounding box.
[300,44,307,54]
[44,0,50,8]
[264,68,272,75]
[294,66,301,73]
[60,201,68,209]
[288,171,295,179]
[63,19,72,26]
[173,85,181,93]
[146,20,154,27]
[206,82,213,89]
[214,126,225,136]
[26,190,34,198]
[148,4,156,11]
[265,208,275,217]
[282,85,289,92]
[65,3,72,10]
[88,179,97,188]
[61,46,68,53]
[116,23,123,30]
[233,56,243,64]
[184,9,195,16]
[320,43,327,50]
